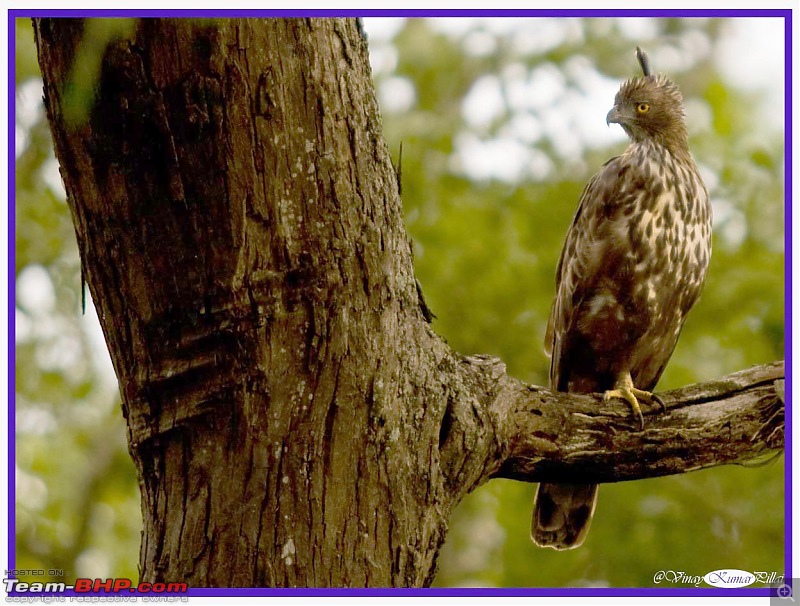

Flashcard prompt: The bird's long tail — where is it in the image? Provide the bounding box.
[531,483,598,550]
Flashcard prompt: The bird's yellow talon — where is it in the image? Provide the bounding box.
[648,391,666,412]
[604,387,644,429]
[603,373,663,430]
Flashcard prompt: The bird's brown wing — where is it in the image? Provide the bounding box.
[545,155,640,392]
[543,170,600,358]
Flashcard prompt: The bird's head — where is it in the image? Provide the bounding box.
[606,47,689,153]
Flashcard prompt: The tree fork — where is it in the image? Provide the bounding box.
[34,17,785,588]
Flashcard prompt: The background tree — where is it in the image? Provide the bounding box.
[15,16,784,588]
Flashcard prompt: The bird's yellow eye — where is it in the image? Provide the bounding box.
[637,103,651,114]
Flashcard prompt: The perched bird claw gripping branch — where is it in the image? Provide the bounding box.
[532,48,712,550]
[602,372,666,430]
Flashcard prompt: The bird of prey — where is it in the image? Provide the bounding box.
[531,48,713,550]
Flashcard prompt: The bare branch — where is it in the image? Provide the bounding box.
[481,361,783,485]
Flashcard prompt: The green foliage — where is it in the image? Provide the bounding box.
[15,20,40,84]
[15,17,783,588]
[62,19,138,126]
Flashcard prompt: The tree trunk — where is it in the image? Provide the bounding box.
[33,17,784,588]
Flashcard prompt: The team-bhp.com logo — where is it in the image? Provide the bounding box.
[4,577,188,594]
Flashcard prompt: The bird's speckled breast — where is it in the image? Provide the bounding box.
[610,140,712,383]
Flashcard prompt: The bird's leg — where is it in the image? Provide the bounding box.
[603,372,665,430]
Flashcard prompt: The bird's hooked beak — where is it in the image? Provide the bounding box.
[606,104,636,127]
[606,106,623,126]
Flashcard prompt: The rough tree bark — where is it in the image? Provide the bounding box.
[33,18,784,588]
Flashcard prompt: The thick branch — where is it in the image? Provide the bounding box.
[478,360,784,485]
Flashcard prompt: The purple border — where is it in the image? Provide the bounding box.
[784,10,794,586]
[8,8,792,598]
[8,8,792,18]
[11,586,782,597]
[8,11,17,576]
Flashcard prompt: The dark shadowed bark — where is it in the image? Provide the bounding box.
[33,17,784,588]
